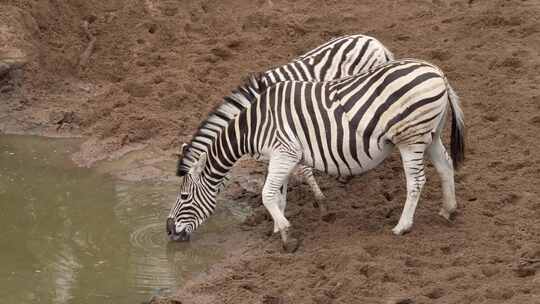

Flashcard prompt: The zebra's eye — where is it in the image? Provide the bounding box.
[180,193,189,200]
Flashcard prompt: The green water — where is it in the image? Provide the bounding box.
[0,135,238,304]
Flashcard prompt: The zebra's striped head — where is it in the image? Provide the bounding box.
[167,152,215,241]
[167,74,266,241]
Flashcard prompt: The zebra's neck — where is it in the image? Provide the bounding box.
[176,75,265,178]
[201,107,254,190]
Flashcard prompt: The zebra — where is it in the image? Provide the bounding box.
[260,34,394,85]
[167,59,465,252]
[179,34,394,215]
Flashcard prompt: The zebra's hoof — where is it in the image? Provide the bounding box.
[392,222,412,235]
[282,238,300,253]
[438,208,456,222]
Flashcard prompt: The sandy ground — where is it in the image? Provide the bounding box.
[2,0,540,303]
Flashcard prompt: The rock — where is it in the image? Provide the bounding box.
[395,34,410,41]
[312,293,331,304]
[153,75,164,84]
[513,265,536,278]
[210,46,233,59]
[350,201,363,209]
[147,295,182,304]
[49,111,65,124]
[480,265,500,277]
[404,257,423,268]
[242,209,267,227]
[239,282,256,291]
[429,50,452,61]
[48,111,80,125]
[226,39,243,49]
[123,81,152,97]
[529,116,540,125]
[484,287,514,300]
[163,7,178,16]
[321,212,337,223]
[0,61,11,76]
[520,244,540,259]
[445,271,466,281]
[387,297,414,304]
[262,295,284,304]
[424,287,445,299]
[358,263,385,279]
[0,84,14,93]
[242,12,273,32]
[147,23,158,34]
[513,245,540,277]
[500,57,522,68]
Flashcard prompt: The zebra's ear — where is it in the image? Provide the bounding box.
[175,143,190,176]
[189,152,207,178]
[174,143,189,159]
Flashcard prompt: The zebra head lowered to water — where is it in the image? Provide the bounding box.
[175,34,394,217]
[168,59,465,252]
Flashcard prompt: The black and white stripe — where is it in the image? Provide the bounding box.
[169,59,465,247]
[262,34,393,84]
[178,34,393,211]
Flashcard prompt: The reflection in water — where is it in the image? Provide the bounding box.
[51,244,80,304]
[0,135,241,304]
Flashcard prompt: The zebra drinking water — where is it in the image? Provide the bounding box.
[179,34,393,214]
[167,59,465,252]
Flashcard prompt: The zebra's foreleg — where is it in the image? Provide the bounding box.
[263,150,301,252]
[298,165,328,214]
[427,137,457,221]
[393,144,427,235]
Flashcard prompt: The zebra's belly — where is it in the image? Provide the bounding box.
[302,139,394,177]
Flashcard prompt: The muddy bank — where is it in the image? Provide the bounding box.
[1,0,540,303]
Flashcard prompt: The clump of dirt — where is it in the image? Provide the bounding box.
[1,0,540,303]
[0,5,37,63]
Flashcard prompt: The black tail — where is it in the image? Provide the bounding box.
[447,83,465,169]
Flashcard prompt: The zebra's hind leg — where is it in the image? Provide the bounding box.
[273,181,289,234]
[299,165,328,214]
[427,137,457,221]
[263,150,302,252]
[392,144,427,235]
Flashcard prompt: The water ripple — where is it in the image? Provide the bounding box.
[129,220,167,250]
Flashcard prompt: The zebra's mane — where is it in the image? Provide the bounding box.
[177,73,267,176]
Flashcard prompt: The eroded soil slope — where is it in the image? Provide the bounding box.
[1,0,540,303]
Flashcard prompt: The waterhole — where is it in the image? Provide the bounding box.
[0,135,244,304]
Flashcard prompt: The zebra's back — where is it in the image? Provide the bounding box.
[262,34,393,85]
[261,59,448,176]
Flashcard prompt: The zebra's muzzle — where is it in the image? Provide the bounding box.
[166,217,190,242]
